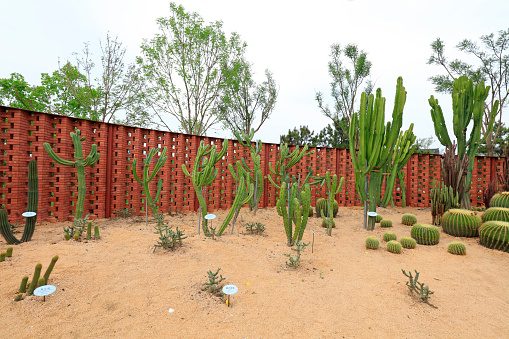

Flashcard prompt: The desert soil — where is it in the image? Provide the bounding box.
[0,206,508,338]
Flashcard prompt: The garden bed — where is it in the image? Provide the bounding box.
[0,206,507,338]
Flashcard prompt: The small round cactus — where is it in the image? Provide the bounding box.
[6,247,13,257]
[400,237,417,249]
[316,198,338,218]
[489,192,509,208]
[448,241,466,255]
[383,231,397,242]
[375,214,383,223]
[386,240,402,254]
[380,219,393,228]
[411,223,440,245]
[478,221,509,252]
[481,207,509,223]
[365,236,380,249]
[402,213,417,226]
[441,209,482,237]
[321,218,335,228]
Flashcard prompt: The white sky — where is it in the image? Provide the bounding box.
[1,0,508,147]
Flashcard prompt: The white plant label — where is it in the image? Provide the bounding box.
[222,284,238,295]
[22,212,37,217]
[33,285,56,297]
[204,214,216,220]
[367,212,378,217]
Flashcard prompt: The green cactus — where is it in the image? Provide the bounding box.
[441,209,482,237]
[0,252,5,262]
[349,77,417,230]
[13,293,23,302]
[6,247,13,257]
[478,221,509,252]
[19,275,29,294]
[383,232,397,242]
[182,140,228,237]
[87,222,92,240]
[400,237,417,249]
[94,224,100,239]
[217,161,254,236]
[315,198,339,218]
[375,214,383,223]
[365,236,380,249]
[429,76,499,209]
[447,241,467,255]
[380,219,393,228]
[397,170,407,207]
[0,160,39,244]
[482,207,509,223]
[430,180,459,225]
[321,172,345,236]
[132,147,167,216]
[37,277,45,288]
[387,240,402,254]
[402,213,417,226]
[26,263,42,296]
[321,218,335,229]
[411,224,440,246]
[266,143,314,190]
[276,182,311,246]
[489,192,509,208]
[43,255,59,284]
[44,129,100,222]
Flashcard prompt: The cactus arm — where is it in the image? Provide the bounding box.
[83,144,100,167]
[43,143,76,166]
[0,210,20,244]
[266,174,280,190]
[132,158,144,185]
[429,96,452,147]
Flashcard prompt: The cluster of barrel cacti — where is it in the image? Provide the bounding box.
[411,224,440,245]
[441,209,482,237]
[14,255,59,301]
[402,213,417,226]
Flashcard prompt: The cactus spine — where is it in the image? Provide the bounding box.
[387,240,402,254]
[478,221,509,252]
[366,236,380,249]
[429,76,499,209]
[26,263,42,296]
[402,213,417,226]
[321,172,345,236]
[182,140,228,236]
[400,237,417,249]
[441,209,482,237]
[349,77,416,230]
[448,241,467,255]
[482,207,509,223]
[43,255,59,284]
[383,232,397,242]
[44,129,100,221]
[0,160,39,244]
[489,192,509,208]
[411,224,440,245]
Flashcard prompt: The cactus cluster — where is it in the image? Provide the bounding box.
[400,237,417,249]
[380,219,393,228]
[383,232,397,242]
[16,256,59,301]
[489,192,509,208]
[1,247,13,262]
[441,209,482,237]
[387,240,402,254]
[430,180,459,225]
[276,182,312,246]
[478,221,509,252]
[320,172,345,236]
[411,224,440,245]
[402,213,417,226]
[482,207,509,223]
[315,198,339,218]
[365,236,380,249]
[447,241,467,255]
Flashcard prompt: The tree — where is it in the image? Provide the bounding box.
[217,58,278,136]
[280,126,315,146]
[428,29,509,156]
[138,2,246,135]
[279,118,349,148]
[315,43,372,135]
[414,136,437,154]
[477,122,509,156]
[0,73,49,112]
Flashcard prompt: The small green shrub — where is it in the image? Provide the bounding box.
[402,213,417,226]
[153,213,186,252]
[401,269,437,308]
[387,240,402,254]
[380,219,392,228]
[365,236,380,249]
[114,208,135,218]
[245,222,265,235]
[285,241,309,268]
[447,241,466,255]
[201,268,226,294]
[400,237,417,249]
[383,232,397,242]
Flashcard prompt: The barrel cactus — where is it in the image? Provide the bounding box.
[321,218,335,229]
[316,198,338,218]
[402,213,417,226]
[441,209,482,237]
[482,207,509,223]
[447,241,466,255]
[489,192,509,208]
[365,236,380,249]
[380,219,393,228]
[411,223,440,245]
[387,240,402,254]
[375,215,383,223]
[478,221,509,252]
[383,231,397,242]
[400,237,417,249]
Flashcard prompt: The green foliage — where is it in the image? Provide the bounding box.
[365,236,380,249]
[489,192,509,208]
[402,213,417,226]
[477,122,509,156]
[285,241,309,268]
[153,213,186,251]
[448,241,467,255]
[245,222,265,235]
[400,237,417,249]
[383,232,397,242]
[482,207,509,222]
[411,224,440,246]
[414,136,436,154]
[280,119,350,149]
[479,221,509,252]
[441,209,482,237]
[0,73,50,112]
[201,268,226,294]
[401,269,437,308]
[430,180,459,225]
[380,219,393,228]
[386,241,402,254]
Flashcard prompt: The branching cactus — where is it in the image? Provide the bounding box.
[217,161,254,236]
[349,77,416,230]
[182,139,228,236]
[234,128,263,214]
[276,182,311,246]
[321,172,345,236]
[43,129,100,222]
[132,147,168,215]
[0,159,38,244]
[266,143,314,189]
[429,76,499,209]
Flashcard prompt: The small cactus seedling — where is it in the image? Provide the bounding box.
[411,224,440,245]
[383,232,397,242]
[447,241,466,255]
[13,293,23,302]
[6,246,13,257]
[365,236,380,249]
[401,269,437,308]
[37,277,45,288]
[387,240,402,254]
[380,219,393,228]
[285,241,309,268]
[94,224,100,239]
[19,276,29,294]
[400,237,417,249]
[0,252,5,262]
[402,213,417,226]
[201,268,226,294]
[26,263,42,296]
[87,222,92,240]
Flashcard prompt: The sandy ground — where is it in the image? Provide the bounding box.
[0,206,508,339]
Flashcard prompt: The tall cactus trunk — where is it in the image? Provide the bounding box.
[76,164,86,221]
[21,160,38,242]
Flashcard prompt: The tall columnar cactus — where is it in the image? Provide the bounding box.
[276,181,311,246]
[0,159,39,244]
[217,161,254,236]
[441,209,482,237]
[349,77,416,230]
[233,128,263,214]
[321,172,345,236]
[411,224,440,246]
[482,207,509,223]
[430,180,459,225]
[478,221,509,252]
[132,147,168,215]
[43,129,100,221]
[429,76,499,209]
[181,139,228,236]
[489,192,509,208]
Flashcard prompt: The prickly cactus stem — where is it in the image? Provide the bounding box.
[37,277,45,288]
[94,224,100,239]
[13,293,23,302]
[43,255,59,284]
[19,275,29,293]
[27,263,42,296]
[0,252,5,262]
[87,222,92,240]
[6,246,13,257]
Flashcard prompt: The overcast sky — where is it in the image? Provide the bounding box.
[1,0,508,147]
